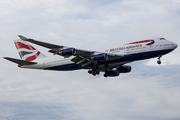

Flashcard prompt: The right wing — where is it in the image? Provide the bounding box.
[18,35,63,49]
[18,35,124,67]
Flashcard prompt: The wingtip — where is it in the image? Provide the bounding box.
[3,57,8,59]
[18,35,28,40]
[3,57,12,61]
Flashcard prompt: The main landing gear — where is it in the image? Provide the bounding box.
[104,72,108,78]
[88,62,100,76]
[88,69,100,76]
[157,55,162,65]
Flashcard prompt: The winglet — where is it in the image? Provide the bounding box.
[18,35,28,40]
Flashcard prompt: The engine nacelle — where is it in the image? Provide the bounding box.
[104,66,131,77]
[60,48,76,56]
[118,65,131,73]
[105,70,119,77]
[92,53,108,61]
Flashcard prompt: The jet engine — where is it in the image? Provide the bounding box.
[104,65,131,77]
[104,70,119,77]
[92,53,108,61]
[118,65,131,73]
[59,48,76,56]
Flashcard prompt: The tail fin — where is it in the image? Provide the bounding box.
[14,39,46,61]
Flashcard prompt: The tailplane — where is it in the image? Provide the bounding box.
[3,57,37,65]
[14,39,46,61]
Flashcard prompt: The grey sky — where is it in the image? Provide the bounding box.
[0,0,180,120]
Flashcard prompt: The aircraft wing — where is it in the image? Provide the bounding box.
[18,35,124,66]
[18,35,63,49]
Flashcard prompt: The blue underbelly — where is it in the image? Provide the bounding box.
[45,49,173,71]
[100,49,173,65]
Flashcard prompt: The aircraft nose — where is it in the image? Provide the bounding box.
[174,43,178,49]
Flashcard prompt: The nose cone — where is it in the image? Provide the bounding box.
[174,43,178,49]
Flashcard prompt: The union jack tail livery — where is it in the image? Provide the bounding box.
[14,39,46,61]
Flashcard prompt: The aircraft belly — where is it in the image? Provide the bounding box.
[44,49,173,71]
[100,49,174,65]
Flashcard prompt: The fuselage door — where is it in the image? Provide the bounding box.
[126,48,130,54]
[149,45,153,50]
[43,63,46,68]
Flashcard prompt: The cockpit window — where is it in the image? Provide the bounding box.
[160,38,166,40]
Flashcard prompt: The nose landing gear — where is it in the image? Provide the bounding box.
[157,55,162,65]
[157,60,161,64]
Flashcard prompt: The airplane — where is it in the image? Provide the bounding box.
[3,35,178,77]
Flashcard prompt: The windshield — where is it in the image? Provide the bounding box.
[160,38,166,40]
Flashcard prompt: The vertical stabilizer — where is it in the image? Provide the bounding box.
[14,39,46,61]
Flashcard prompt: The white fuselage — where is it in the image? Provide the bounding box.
[20,38,178,71]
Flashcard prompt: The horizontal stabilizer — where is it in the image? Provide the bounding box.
[3,57,37,65]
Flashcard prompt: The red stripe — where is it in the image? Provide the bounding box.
[14,42,36,50]
[25,51,40,61]
[18,64,22,67]
[129,40,154,44]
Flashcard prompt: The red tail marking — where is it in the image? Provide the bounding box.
[25,51,40,61]
[18,64,22,67]
[14,42,36,50]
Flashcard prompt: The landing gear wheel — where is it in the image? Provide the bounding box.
[157,55,162,65]
[91,71,100,76]
[104,74,107,78]
[92,72,96,76]
[157,61,161,65]
[88,70,92,74]
[104,72,107,78]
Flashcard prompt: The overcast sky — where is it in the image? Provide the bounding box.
[0,0,180,120]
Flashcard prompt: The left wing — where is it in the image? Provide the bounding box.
[18,35,124,66]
